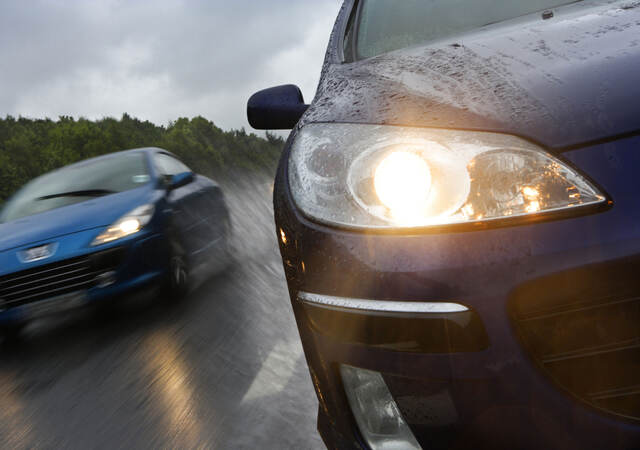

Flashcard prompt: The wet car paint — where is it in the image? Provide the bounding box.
[275,133,640,449]
[302,0,640,150]
[272,0,640,448]
[0,148,230,325]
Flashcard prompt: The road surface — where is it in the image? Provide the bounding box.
[0,174,323,449]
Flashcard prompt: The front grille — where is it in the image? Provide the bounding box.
[0,256,93,308]
[0,248,126,309]
[510,256,640,421]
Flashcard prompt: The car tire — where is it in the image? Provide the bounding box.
[166,253,190,300]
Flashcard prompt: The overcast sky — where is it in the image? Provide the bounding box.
[0,0,341,131]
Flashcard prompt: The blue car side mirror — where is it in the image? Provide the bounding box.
[169,172,194,190]
[247,84,309,130]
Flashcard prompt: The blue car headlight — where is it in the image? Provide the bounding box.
[288,124,607,229]
[91,204,155,246]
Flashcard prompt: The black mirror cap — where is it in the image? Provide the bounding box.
[247,84,309,130]
[169,171,195,190]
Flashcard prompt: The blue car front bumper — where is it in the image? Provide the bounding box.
[0,230,169,324]
[274,134,640,449]
[87,232,168,301]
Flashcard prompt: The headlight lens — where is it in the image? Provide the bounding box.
[288,124,606,229]
[92,204,155,246]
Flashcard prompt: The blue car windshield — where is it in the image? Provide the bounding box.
[0,153,151,223]
[350,0,583,60]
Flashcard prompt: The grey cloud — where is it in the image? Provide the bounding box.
[0,0,341,130]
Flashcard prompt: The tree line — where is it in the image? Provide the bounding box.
[0,114,285,203]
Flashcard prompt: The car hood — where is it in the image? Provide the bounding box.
[304,1,640,150]
[0,186,154,252]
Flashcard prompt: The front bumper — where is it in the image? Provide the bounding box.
[275,134,640,449]
[0,231,169,324]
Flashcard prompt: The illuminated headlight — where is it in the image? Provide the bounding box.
[91,204,154,246]
[288,124,607,229]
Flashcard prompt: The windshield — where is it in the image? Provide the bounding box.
[347,0,582,60]
[0,152,151,223]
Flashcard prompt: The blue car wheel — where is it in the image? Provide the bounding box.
[166,251,189,300]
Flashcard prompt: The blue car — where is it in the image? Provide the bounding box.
[0,148,231,336]
[248,0,640,449]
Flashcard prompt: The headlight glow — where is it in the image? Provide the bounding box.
[373,151,432,225]
[288,124,606,229]
[92,204,154,246]
[119,219,141,234]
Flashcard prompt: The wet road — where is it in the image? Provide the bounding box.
[0,175,323,449]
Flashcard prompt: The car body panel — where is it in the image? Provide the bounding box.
[0,185,155,253]
[270,1,640,448]
[0,147,230,324]
[0,231,167,324]
[275,131,640,449]
[302,0,640,150]
[163,173,227,265]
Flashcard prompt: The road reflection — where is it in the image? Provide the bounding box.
[0,372,37,448]
[0,176,323,448]
[137,331,205,447]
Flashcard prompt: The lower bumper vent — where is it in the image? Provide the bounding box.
[510,256,640,421]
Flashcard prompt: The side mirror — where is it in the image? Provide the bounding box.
[168,172,194,190]
[247,84,309,130]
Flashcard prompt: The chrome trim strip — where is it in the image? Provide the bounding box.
[298,291,469,314]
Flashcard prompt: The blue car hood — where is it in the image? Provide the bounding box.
[0,187,154,252]
[306,1,640,149]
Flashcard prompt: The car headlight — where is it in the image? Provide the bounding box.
[288,124,607,229]
[91,204,155,246]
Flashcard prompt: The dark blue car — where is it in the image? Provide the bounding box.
[248,0,640,448]
[0,148,230,336]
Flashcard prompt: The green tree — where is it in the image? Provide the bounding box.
[0,115,284,205]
